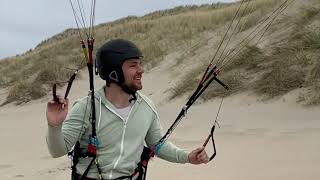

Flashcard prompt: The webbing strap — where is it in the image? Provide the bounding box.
[80,156,96,180]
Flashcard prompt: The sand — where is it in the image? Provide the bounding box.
[0,65,319,180]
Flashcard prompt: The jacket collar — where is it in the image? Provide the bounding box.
[95,86,142,108]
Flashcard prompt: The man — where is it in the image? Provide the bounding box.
[46,39,209,180]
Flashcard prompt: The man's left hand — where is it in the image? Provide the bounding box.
[188,147,209,164]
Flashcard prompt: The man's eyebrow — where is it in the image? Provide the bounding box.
[128,60,139,65]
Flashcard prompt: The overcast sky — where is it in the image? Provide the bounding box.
[0,0,235,59]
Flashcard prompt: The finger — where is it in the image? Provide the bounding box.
[201,152,209,163]
[58,96,66,104]
[197,151,208,160]
[193,147,205,154]
[64,98,69,106]
[199,149,208,157]
[59,98,65,104]
[197,153,204,160]
[203,155,209,163]
[47,101,61,110]
[199,152,209,160]
[47,100,56,105]
[47,98,67,111]
[194,148,205,159]
[201,158,209,164]
[196,154,208,164]
[63,99,69,109]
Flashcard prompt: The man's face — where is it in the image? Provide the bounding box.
[122,58,144,91]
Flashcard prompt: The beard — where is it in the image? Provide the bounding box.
[127,80,143,91]
[121,79,143,93]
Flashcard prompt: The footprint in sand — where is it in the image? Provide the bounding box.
[40,155,52,160]
[15,174,24,178]
[0,164,13,170]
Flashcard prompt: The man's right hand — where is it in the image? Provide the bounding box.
[46,98,69,127]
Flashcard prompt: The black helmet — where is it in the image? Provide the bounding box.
[96,39,143,85]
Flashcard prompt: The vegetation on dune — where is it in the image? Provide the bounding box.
[0,0,319,106]
[2,81,46,106]
[169,0,320,105]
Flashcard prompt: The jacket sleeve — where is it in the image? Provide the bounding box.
[144,110,189,164]
[46,99,90,158]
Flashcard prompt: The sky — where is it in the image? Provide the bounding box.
[0,0,235,59]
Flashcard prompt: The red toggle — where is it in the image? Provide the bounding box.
[87,144,97,154]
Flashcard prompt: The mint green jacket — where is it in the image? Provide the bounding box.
[46,86,189,179]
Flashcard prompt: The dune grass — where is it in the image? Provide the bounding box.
[0,0,319,105]
[169,1,320,104]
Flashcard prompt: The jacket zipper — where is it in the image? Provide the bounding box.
[106,103,135,179]
[109,121,127,179]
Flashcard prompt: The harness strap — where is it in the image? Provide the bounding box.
[80,156,96,180]
[115,146,152,180]
[69,140,103,180]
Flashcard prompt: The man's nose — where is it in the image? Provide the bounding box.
[138,64,144,74]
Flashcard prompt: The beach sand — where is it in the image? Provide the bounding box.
[0,67,319,180]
